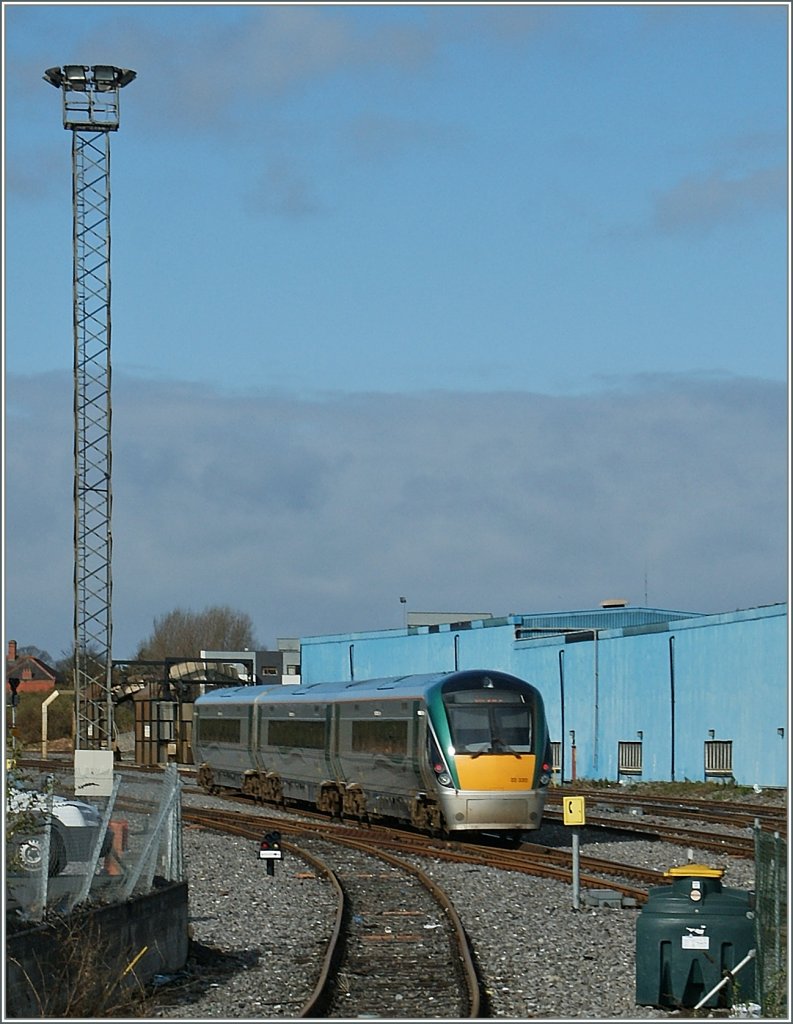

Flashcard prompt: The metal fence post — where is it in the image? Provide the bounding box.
[119,764,181,899]
[70,773,121,910]
[754,821,788,1017]
[33,778,56,921]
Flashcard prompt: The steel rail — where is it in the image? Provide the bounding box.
[548,787,786,832]
[183,806,649,905]
[542,807,756,857]
[185,810,482,1017]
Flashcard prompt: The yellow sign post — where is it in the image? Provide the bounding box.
[563,796,586,909]
[563,795,586,825]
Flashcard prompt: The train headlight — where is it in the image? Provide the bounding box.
[539,762,552,786]
[436,772,453,787]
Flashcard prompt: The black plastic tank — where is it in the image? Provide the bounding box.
[635,864,756,1010]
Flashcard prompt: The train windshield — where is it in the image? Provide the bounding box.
[443,692,533,754]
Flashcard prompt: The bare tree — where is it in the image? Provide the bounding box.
[134,606,259,661]
[17,645,56,667]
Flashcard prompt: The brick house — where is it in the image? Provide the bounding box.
[6,640,58,696]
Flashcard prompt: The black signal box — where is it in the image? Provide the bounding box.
[259,831,282,875]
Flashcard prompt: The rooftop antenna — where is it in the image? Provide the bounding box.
[44,65,135,778]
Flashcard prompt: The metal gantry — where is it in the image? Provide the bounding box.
[44,65,135,751]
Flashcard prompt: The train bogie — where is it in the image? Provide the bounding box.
[193,669,551,836]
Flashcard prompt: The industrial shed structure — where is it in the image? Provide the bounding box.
[300,603,787,789]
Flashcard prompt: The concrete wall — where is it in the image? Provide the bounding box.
[5,881,188,1018]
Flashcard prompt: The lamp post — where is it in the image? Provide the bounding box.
[43,66,135,774]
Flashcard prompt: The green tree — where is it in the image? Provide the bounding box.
[134,605,260,661]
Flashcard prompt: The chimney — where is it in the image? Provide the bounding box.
[8,639,18,661]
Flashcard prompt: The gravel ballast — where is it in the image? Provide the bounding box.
[149,789,760,1019]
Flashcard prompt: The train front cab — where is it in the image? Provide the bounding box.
[428,671,551,834]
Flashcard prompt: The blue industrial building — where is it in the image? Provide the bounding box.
[300,603,788,789]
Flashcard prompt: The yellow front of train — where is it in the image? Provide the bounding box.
[425,670,552,833]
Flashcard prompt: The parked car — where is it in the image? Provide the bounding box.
[7,782,113,877]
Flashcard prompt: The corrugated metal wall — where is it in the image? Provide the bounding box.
[300,604,787,788]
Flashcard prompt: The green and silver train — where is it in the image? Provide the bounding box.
[193,669,552,837]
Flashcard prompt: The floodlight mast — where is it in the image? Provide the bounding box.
[44,65,135,753]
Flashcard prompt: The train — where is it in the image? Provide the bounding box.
[192,668,552,837]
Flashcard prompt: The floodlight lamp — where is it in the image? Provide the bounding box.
[63,65,88,90]
[43,67,65,88]
[116,68,137,88]
[92,65,117,91]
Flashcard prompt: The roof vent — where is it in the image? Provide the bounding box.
[600,599,628,608]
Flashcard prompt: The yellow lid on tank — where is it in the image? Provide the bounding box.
[663,864,725,879]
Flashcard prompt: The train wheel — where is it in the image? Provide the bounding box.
[197,763,215,794]
[266,772,284,806]
[317,783,342,819]
[241,773,258,802]
[343,784,367,821]
[410,794,444,834]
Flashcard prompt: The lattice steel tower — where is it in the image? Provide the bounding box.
[44,65,136,751]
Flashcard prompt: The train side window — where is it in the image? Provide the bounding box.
[197,717,242,744]
[351,719,408,755]
[267,719,325,749]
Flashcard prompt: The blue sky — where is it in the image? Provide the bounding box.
[3,3,789,661]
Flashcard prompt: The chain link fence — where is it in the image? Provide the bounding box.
[754,824,788,1018]
[7,763,183,923]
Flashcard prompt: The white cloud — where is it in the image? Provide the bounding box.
[651,166,787,234]
[4,371,787,657]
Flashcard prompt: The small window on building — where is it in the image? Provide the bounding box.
[704,739,733,778]
[550,741,561,773]
[618,740,643,775]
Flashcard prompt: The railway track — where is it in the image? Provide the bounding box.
[548,786,787,834]
[181,805,651,906]
[21,755,781,867]
[542,805,756,858]
[16,758,774,1019]
[184,810,481,1018]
